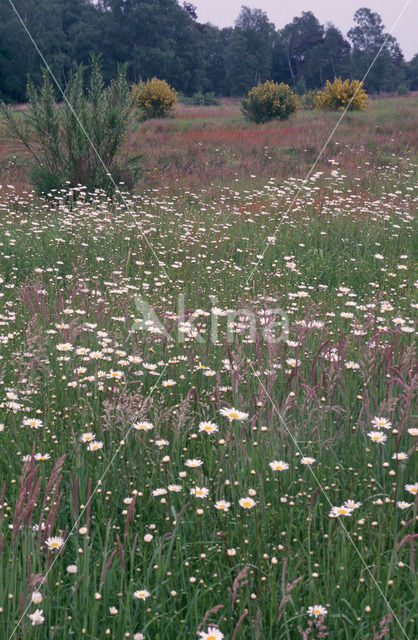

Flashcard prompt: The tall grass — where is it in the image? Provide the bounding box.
[0,97,416,639]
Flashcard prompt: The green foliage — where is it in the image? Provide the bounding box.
[227,6,276,96]
[295,78,307,95]
[406,54,418,90]
[348,8,405,94]
[131,77,177,119]
[241,80,298,123]
[0,0,103,103]
[396,83,409,95]
[179,91,220,106]
[297,89,318,109]
[0,2,412,102]
[276,11,324,88]
[0,56,135,195]
[314,77,369,111]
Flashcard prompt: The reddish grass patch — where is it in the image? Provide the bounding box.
[1,95,417,194]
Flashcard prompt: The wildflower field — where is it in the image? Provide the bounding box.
[0,96,417,639]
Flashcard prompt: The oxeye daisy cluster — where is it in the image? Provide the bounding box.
[0,106,416,639]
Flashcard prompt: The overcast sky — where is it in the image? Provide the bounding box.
[191,1,418,60]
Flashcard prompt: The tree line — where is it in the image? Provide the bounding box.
[1,0,417,103]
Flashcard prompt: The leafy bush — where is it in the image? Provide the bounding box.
[314,77,369,111]
[179,91,220,106]
[396,83,409,95]
[131,78,177,119]
[295,78,307,96]
[297,89,318,109]
[0,56,136,195]
[241,81,298,124]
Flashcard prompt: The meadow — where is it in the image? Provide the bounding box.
[0,95,417,639]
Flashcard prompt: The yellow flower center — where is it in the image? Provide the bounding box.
[229,412,239,419]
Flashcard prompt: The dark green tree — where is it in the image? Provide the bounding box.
[226,31,254,96]
[348,8,405,92]
[227,6,275,95]
[62,1,105,71]
[98,0,204,93]
[0,0,70,102]
[0,1,415,101]
[276,12,324,87]
[271,36,292,85]
[405,53,418,90]
[303,25,350,88]
[200,24,232,95]
[166,2,204,94]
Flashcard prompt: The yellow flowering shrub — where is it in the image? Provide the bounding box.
[314,78,369,111]
[241,80,298,124]
[131,77,177,119]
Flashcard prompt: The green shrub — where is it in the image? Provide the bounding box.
[241,81,298,124]
[297,89,318,109]
[314,77,369,111]
[295,78,307,96]
[0,56,136,195]
[131,78,177,119]
[179,92,220,106]
[396,83,409,95]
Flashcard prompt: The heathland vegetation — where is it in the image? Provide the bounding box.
[0,3,416,640]
[0,88,417,638]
